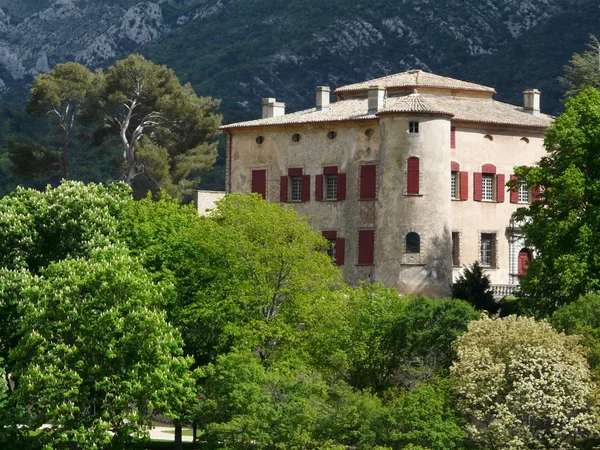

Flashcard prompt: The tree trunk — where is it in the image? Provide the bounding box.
[174,421,183,450]
[193,423,197,448]
[61,124,69,179]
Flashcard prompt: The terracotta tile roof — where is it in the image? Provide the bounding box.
[222,94,553,130]
[334,70,496,95]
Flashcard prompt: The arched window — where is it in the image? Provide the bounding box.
[406,232,420,253]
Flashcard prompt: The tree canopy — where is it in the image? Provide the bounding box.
[510,87,600,315]
[560,34,600,101]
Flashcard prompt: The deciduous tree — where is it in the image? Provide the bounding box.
[510,88,600,315]
[560,34,600,101]
[451,315,598,449]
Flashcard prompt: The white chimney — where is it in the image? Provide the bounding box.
[523,89,541,116]
[262,98,286,119]
[368,86,386,114]
[316,86,330,112]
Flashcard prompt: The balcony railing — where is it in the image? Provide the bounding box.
[491,284,519,299]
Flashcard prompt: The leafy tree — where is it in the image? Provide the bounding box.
[452,261,498,314]
[4,247,195,450]
[552,293,600,375]
[451,315,599,449]
[560,35,600,101]
[22,62,98,179]
[6,140,61,182]
[101,54,222,198]
[510,88,600,315]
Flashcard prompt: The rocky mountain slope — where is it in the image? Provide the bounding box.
[0,0,595,117]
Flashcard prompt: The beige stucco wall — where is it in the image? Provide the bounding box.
[194,190,226,215]
[227,114,547,295]
[450,124,546,285]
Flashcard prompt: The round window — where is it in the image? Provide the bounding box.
[256,136,265,145]
[365,129,375,138]
[327,131,337,140]
[292,133,301,142]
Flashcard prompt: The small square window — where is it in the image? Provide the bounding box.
[480,233,497,268]
[409,121,419,133]
[325,175,338,200]
[290,176,302,202]
[482,174,494,201]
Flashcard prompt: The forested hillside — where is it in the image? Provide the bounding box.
[0,0,598,195]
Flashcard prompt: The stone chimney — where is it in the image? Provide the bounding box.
[316,86,330,112]
[523,89,541,116]
[262,98,286,119]
[368,86,386,114]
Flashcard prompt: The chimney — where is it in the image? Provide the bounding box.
[523,89,541,116]
[316,86,330,112]
[368,86,386,114]
[262,98,286,119]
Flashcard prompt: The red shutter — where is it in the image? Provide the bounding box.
[302,175,311,202]
[532,186,541,202]
[358,230,375,265]
[450,126,456,149]
[474,172,482,201]
[496,174,505,203]
[280,176,288,202]
[323,166,338,175]
[335,238,345,266]
[337,173,346,200]
[288,168,303,177]
[460,171,469,200]
[510,175,518,203]
[251,169,266,199]
[451,161,460,171]
[407,157,420,195]
[315,175,323,201]
[360,165,377,199]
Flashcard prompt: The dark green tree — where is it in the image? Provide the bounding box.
[510,88,600,316]
[22,62,98,179]
[452,261,497,314]
[101,54,222,199]
[560,35,600,101]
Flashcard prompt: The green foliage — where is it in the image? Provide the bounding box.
[6,140,61,181]
[4,247,194,449]
[452,316,599,449]
[101,54,222,198]
[560,35,600,101]
[552,293,600,375]
[511,88,600,316]
[452,261,498,314]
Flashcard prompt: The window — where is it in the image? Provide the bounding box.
[316,167,346,201]
[405,232,420,253]
[290,176,302,201]
[407,157,420,195]
[482,173,494,201]
[251,169,266,198]
[518,181,530,203]
[292,133,302,142]
[450,126,456,149]
[518,248,531,276]
[409,121,419,133]
[474,165,505,203]
[452,232,460,266]
[322,231,345,266]
[280,169,310,203]
[327,131,337,140]
[365,128,375,138]
[360,164,377,199]
[256,136,264,145]
[451,171,458,199]
[480,233,497,268]
[358,230,375,265]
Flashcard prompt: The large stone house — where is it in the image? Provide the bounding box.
[217,70,553,297]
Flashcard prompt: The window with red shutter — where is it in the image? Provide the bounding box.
[301,175,311,202]
[451,126,456,149]
[460,171,469,200]
[280,176,288,203]
[473,172,483,201]
[496,174,505,203]
[532,186,541,201]
[360,165,377,199]
[510,175,519,203]
[322,231,344,266]
[337,173,346,200]
[315,175,323,201]
[251,169,266,199]
[358,230,375,265]
[407,157,420,195]
[335,238,345,265]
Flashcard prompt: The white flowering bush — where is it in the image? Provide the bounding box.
[451,316,599,449]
